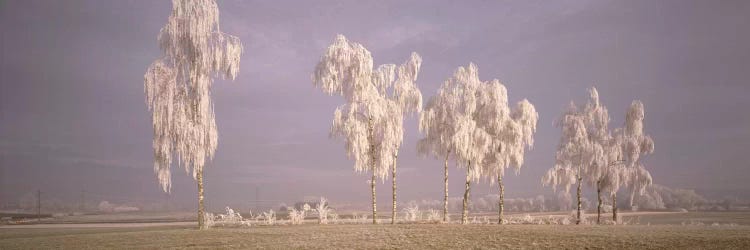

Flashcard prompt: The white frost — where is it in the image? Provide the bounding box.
[144,0,243,192]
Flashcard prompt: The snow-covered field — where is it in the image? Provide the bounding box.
[1,211,749,249]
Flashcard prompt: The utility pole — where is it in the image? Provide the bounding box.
[80,189,86,212]
[37,190,41,221]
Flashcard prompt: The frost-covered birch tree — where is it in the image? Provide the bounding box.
[543,101,588,224]
[421,63,492,224]
[418,83,458,223]
[143,0,242,230]
[589,100,656,223]
[612,100,655,217]
[477,81,538,224]
[375,57,423,225]
[577,88,629,224]
[313,35,422,224]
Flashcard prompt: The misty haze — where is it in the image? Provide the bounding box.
[1,0,749,249]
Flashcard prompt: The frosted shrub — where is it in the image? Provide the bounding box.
[349,213,368,224]
[204,212,216,228]
[350,212,358,224]
[403,204,421,222]
[521,214,534,224]
[502,214,582,225]
[425,209,440,222]
[560,216,571,225]
[330,213,339,224]
[356,214,368,224]
[506,214,538,225]
[286,203,310,225]
[499,218,509,225]
[315,197,332,224]
[288,208,305,225]
[263,209,276,225]
[470,216,480,224]
[538,216,558,225]
[204,207,252,228]
[303,203,311,212]
[219,207,243,223]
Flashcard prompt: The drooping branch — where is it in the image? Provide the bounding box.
[144,0,243,193]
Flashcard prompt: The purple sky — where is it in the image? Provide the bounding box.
[1,0,749,210]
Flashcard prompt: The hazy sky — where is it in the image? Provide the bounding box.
[1,0,749,210]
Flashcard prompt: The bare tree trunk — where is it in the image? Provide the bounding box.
[629,186,636,210]
[576,172,582,225]
[443,151,449,223]
[612,192,618,224]
[197,168,206,230]
[368,117,377,225]
[391,154,397,224]
[462,162,471,224]
[597,180,602,224]
[498,174,505,224]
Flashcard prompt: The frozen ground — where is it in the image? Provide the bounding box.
[1,212,749,249]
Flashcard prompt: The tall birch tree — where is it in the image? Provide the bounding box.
[372,56,423,224]
[418,84,458,222]
[610,100,655,219]
[144,0,243,229]
[476,81,539,224]
[543,101,589,224]
[579,88,620,224]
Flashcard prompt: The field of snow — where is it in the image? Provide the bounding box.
[1,212,749,249]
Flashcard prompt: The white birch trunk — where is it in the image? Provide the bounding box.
[443,151,449,222]
[391,154,397,224]
[461,162,471,224]
[197,168,206,230]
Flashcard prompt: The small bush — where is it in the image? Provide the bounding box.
[204,207,251,228]
[315,197,332,224]
[330,213,339,224]
[288,208,304,225]
[425,209,440,222]
[402,204,421,222]
[262,209,276,225]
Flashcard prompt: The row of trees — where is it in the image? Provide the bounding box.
[312,35,539,224]
[142,0,654,229]
[311,36,656,225]
[542,88,655,224]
